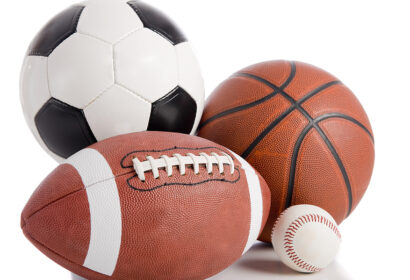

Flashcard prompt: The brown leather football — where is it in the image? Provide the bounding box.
[21,132,271,280]
[198,60,375,243]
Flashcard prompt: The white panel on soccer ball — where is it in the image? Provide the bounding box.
[20,56,64,162]
[78,0,143,44]
[84,84,151,141]
[20,56,51,124]
[175,42,205,134]
[114,28,178,103]
[48,33,114,109]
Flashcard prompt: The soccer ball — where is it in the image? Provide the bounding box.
[20,0,204,162]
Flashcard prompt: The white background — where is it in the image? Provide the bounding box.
[1,0,409,279]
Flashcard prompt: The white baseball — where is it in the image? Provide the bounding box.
[271,205,341,273]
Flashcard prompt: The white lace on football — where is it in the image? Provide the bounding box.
[132,152,235,181]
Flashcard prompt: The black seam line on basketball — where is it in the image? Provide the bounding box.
[314,113,374,142]
[241,81,341,158]
[198,62,297,130]
[237,73,296,104]
[198,89,280,129]
[280,61,297,89]
[315,124,353,216]
[240,71,354,217]
[126,167,241,192]
[286,113,367,216]
[238,73,342,106]
[289,100,353,217]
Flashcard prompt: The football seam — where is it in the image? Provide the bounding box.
[24,160,243,219]
[22,188,82,226]
[23,190,80,223]
[283,214,341,272]
[23,169,135,221]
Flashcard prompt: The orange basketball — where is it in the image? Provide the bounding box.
[198,61,375,242]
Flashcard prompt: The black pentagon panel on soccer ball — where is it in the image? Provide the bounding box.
[28,5,85,57]
[148,87,197,134]
[35,98,97,159]
[127,1,187,45]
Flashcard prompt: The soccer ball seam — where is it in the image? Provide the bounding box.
[114,83,151,105]
[76,30,114,46]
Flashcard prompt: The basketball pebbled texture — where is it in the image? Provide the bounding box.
[21,131,270,280]
[198,60,375,243]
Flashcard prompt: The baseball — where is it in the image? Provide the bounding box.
[271,205,341,273]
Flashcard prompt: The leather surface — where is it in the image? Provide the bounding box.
[114,27,178,102]
[291,128,351,222]
[35,98,97,159]
[20,56,51,127]
[21,132,271,280]
[198,60,375,242]
[175,42,205,134]
[148,86,197,134]
[318,119,375,214]
[21,164,90,265]
[198,76,292,154]
[29,5,84,57]
[19,56,63,162]
[302,83,372,129]
[77,0,144,44]
[240,110,310,242]
[47,32,114,109]
[83,85,151,141]
[127,1,187,45]
[21,0,204,162]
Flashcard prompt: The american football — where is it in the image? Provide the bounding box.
[8,0,388,278]
[21,131,271,280]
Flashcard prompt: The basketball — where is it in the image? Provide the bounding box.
[198,60,375,242]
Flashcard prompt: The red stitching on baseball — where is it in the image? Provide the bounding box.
[281,213,341,272]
